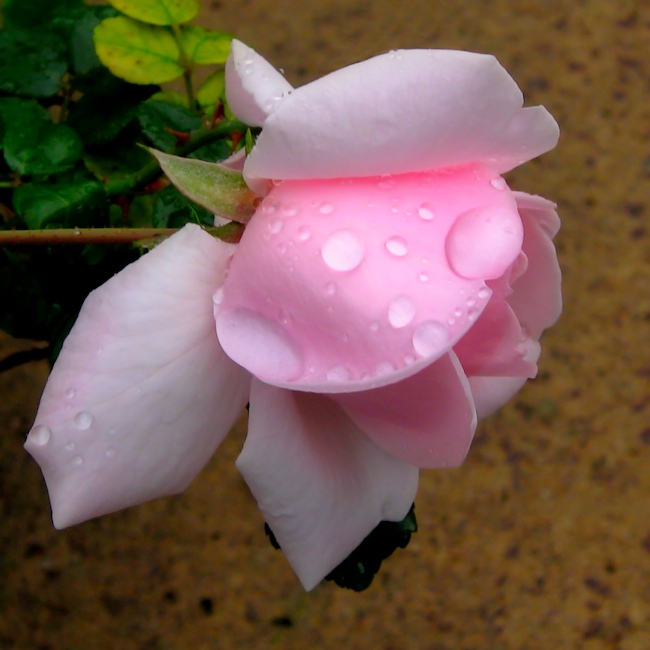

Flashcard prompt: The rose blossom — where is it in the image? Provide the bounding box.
[25,41,561,590]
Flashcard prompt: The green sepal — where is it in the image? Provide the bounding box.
[265,504,417,592]
[13,181,109,229]
[94,16,183,84]
[108,0,200,26]
[146,147,258,222]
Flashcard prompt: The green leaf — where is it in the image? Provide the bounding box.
[151,185,213,228]
[94,16,183,84]
[197,70,225,113]
[147,147,258,222]
[187,138,231,163]
[1,0,82,29]
[84,142,154,182]
[179,26,231,65]
[13,181,109,229]
[0,98,83,175]
[108,0,200,26]
[0,29,67,98]
[68,75,158,145]
[136,99,202,151]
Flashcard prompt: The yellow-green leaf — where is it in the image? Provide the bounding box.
[179,26,232,65]
[109,0,199,26]
[147,147,258,223]
[197,70,225,112]
[94,16,183,84]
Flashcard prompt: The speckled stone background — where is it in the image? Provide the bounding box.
[1,1,649,648]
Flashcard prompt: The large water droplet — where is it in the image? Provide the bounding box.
[445,207,523,279]
[490,177,507,191]
[478,286,491,300]
[385,236,408,257]
[28,425,51,446]
[388,296,416,328]
[418,203,435,221]
[74,411,93,431]
[327,365,350,382]
[212,287,224,306]
[412,321,449,358]
[321,230,365,271]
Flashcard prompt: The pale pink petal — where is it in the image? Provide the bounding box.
[468,375,528,420]
[216,164,523,393]
[453,298,537,378]
[333,352,477,468]
[508,193,562,338]
[237,47,559,182]
[225,39,294,127]
[237,379,419,590]
[25,225,251,529]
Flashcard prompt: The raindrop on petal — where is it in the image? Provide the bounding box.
[72,455,84,466]
[64,387,76,400]
[297,226,311,242]
[28,425,51,446]
[321,230,365,271]
[388,296,416,328]
[319,203,335,215]
[412,321,449,358]
[418,203,435,221]
[74,411,93,431]
[327,365,350,382]
[385,236,408,257]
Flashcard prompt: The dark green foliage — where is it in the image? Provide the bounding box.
[265,504,418,591]
[0,0,236,359]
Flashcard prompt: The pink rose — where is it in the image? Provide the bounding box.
[25,41,561,590]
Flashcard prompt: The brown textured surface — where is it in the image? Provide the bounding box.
[1,1,649,648]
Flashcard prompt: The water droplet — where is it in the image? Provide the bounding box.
[276,242,287,254]
[404,354,416,365]
[65,387,76,400]
[369,321,380,332]
[412,321,449,358]
[391,206,400,214]
[321,230,365,271]
[268,219,283,234]
[418,203,435,221]
[467,307,481,322]
[419,272,429,282]
[279,309,292,324]
[297,226,311,242]
[478,287,491,300]
[28,425,51,446]
[454,308,463,318]
[385,236,408,257]
[388,296,416,328]
[376,361,395,376]
[490,177,507,191]
[261,201,278,214]
[212,287,224,305]
[283,204,298,216]
[467,297,476,307]
[66,442,76,451]
[327,365,350,382]
[325,282,336,296]
[72,455,84,466]
[74,411,93,431]
[445,207,523,279]
[105,447,116,459]
[319,203,335,215]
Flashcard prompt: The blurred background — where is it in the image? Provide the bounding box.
[1,0,648,648]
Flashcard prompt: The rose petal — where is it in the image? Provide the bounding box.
[333,351,477,468]
[225,39,294,127]
[25,225,251,528]
[453,298,538,378]
[236,46,559,182]
[237,379,419,590]
[508,192,562,338]
[469,375,528,420]
[216,164,522,393]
